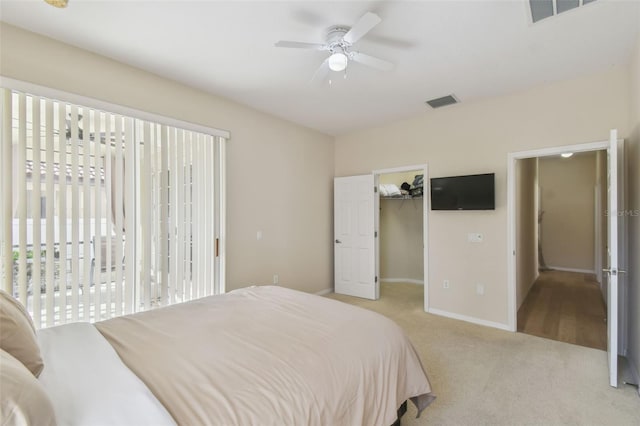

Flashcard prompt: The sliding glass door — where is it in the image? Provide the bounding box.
[0,88,225,328]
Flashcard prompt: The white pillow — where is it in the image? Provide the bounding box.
[37,322,176,426]
[380,184,401,197]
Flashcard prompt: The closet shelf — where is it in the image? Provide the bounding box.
[381,195,423,200]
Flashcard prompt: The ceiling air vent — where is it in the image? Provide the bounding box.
[426,95,459,109]
[530,0,597,24]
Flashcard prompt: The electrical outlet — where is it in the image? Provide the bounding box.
[443,279,450,289]
[468,233,483,243]
[476,283,485,295]
[273,274,279,285]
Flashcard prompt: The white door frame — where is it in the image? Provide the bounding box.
[372,164,429,312]
[507,140,609,332]
[595,185,602,287]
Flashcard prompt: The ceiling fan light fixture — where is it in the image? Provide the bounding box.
[328,52,348,72]
[44,0,68,8]
[275,11,393,82]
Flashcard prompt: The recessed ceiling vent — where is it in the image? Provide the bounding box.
[530,0,597,24]
[426,95,459,109]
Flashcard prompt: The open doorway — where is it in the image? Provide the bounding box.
[373,165,428,311]
[515,151,608,350]
[507,131,628,388]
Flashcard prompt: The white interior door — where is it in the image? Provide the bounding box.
[334,175,378,300]
[605,129,623,388]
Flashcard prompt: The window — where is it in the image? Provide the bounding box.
[0,88,227,328]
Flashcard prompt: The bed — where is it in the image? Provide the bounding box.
[1,285,435,426]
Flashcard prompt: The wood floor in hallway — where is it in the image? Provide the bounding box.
[517,270,607,350]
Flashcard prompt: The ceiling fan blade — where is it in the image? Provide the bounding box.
[311,58,330,85]
[275,40,327,50]
[343,12,382,44]
[351,52,395,71]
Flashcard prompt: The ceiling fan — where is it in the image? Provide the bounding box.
[275,11,395,83]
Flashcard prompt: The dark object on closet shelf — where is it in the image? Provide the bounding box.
[401,182,411,191]
[412,174,424,187]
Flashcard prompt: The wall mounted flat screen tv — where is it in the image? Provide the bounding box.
[430,173,495,210]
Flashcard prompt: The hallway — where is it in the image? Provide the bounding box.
[517,270,607,350]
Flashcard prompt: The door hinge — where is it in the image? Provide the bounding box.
[375,231,378,238]
[375,276,378,283]
[215,238,220,257]
[374,186,377,193]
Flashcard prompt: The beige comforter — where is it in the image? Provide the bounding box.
[96,286,434,426]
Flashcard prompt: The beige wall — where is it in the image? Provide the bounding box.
[516,158,538,309]
[626,33,640,388]
[539,152,597,272]
[379,199,424,282]
[335,66,630,326]
[379,171,420,187]
[0,23,335,294]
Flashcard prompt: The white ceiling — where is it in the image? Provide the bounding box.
[1,0,638,135]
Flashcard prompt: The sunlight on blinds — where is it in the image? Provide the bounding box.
[136,122,218,311]
[0,87,225,327]
[0,90,135,326]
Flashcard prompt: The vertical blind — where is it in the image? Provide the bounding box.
[0,88,226,328]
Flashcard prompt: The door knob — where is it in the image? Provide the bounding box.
[335,239,342,244]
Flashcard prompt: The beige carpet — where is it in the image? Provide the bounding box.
[327,283,640,425]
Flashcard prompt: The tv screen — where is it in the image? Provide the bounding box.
[430,173,495,210]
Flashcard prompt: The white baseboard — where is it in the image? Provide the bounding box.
[315,288,333,296]
[546,266,596,274]
[381,278,424,285]
[427,308,511,331]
